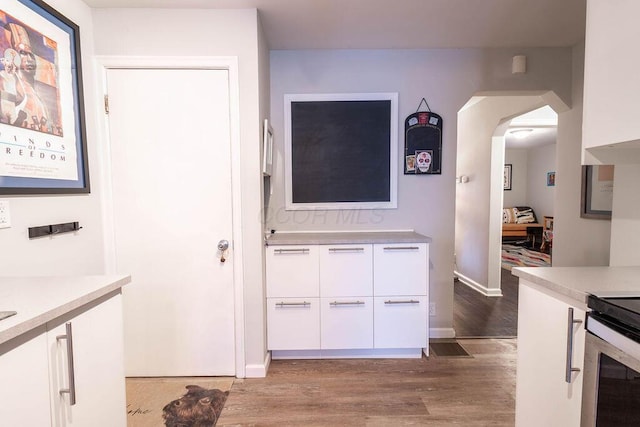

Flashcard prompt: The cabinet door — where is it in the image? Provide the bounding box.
[267,297,320,350]
[266,245,320,297]
[320,244,373,297]
[0,326,51,426]
[373,296,427,348]
[321,297,373,349]
[374,243,428,296]
[48,294,127,427]
[515,283,585,427]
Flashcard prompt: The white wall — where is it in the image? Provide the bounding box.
[553,42,610,267]
[609,164,640,266]
[0,0,106,276]
[504,149,529,207]
[526,143,556,219]
[270,48,573,336]
[91,8,268,374]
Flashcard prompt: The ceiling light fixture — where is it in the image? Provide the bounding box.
[510,128,534,139]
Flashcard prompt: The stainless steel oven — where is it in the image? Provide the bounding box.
[581,295,640,426]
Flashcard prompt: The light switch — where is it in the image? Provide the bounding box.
[0,200,11,229]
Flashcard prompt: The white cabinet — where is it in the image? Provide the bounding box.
[0,327,52,426]
[515,281,585,427]
[266,245,319,297]
[266,238,429,356]
[321,297,373,349]
[267,298,320,350]
[0,293,127,426]
[48,293,127,427]
[582,0,640,163]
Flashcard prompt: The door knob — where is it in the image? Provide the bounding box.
[217,240,229,251]
[217,239,229,263]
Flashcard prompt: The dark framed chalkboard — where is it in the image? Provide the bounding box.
[284,93,398,210]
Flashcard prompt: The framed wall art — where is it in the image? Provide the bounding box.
[0,0,89,194]
[547,171,556,187]
[581,165,613,219]
[284,92,398,210]
[503,164,512,190]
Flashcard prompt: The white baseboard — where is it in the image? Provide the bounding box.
[454,270,503,297]
[244,352,271,378]
[429,327,456,339]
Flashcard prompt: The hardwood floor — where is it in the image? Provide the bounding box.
[454,269,519,338]
[217,339,516,426]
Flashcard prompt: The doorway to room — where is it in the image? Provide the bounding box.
[453,92,566,337]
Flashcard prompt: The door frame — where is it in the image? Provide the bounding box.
[94,56,246,378]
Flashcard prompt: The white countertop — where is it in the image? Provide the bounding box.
[512,266,640,305]
[0,275,131,345]
[265,231,432,245]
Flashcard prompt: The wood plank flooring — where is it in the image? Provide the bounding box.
[217,339,516,426]
[453,269,519,338]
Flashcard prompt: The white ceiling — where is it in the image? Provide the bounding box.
[81,0,587,50]
[506,106,558,149]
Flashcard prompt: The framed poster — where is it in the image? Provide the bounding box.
[284,92,398,210]
[504,164,512,190]
[547,171,556,186]
[0,0,89,194]
[581,165,613,219]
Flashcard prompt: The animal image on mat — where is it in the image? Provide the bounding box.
[162,385,229,427]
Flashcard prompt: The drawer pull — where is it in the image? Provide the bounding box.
[328,247,365,253]
[383,246,420,251]
[56,322,77,405]
[275,301,311,307]
[565,307,583,383]
[329,301,365,306]
[274,248,309,255]
[384,299,420,305]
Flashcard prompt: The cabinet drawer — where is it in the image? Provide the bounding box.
[373,296,427,349]
[266,245,319,297]
[320,297,373,349]
[320,244,373,297]
[374,243,428,296]
[267,297,320,350]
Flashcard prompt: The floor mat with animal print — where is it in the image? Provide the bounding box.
[126,377,233,427]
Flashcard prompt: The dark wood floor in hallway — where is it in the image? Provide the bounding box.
[217,339,516,426]
[454,268,519,338]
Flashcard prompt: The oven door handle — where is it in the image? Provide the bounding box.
[566,307,583,383]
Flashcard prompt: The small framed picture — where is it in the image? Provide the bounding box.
[547,172,556,187]
[503,164,512,190]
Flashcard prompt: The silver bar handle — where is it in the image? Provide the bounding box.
[56,322,77,405]
[565,307,583,383]
[384,299,420,305]
[274,248,309,255]
[329,301,365,306]
[328,247,365,253]
[275,301,311,307]
[383,246,420,251]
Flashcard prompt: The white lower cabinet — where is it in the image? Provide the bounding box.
[48,293,127,426]
[267,297,320,350]
[321,297,373,349]
[0,327,52,426]
[515,281,585,427]
[0,292,126,426]
[374,296,428,349]
[266,238,429,356]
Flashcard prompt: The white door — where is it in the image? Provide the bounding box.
[106,68,235,376]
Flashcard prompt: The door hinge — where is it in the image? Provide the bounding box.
[104,94,109,114]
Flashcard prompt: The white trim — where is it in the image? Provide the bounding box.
[93,55,246,379]
[272,348,423,359]
[429,328,457,339]
[284,92,398,211]
[245,352,271,378]
[454,270,503,297]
